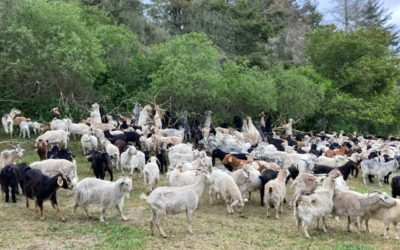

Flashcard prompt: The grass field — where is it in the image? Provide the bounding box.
[0,134,399,249]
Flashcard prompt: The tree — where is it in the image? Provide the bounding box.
[306,26,399,96]
[146,32,222,114]
[358,0,398,47]
[330,0,364,32]
[272,65,327,120]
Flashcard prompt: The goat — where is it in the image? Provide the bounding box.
[36,130,69,148]
[31,121,41,135]
[264,168,289,219]
[391,176,400,198]
[101,139,120,171]
[47,145,74,162]
[231,165,261,202]
[66,119,90,139]
[209,169,244,214]
[211,148,248,166]
[72,177,132,222]
[35,139,49,160]
[313,160,356,180]
[361,159,399,186]
[120,145,145,176]
[19,120,32,138]
[30,159,79,185]
[87,150,113,181]
[332,190,396,233]
[80,133,98,154]
[362,198,400,239]
[50,118,68,131]
[23,167,73,221]
[140,169,210,238]
[0,146,24,168]
[294,170,341,238]
[143,156,160,194]
[0,165,19,202]
[2,108,21,137]
[222,154,252,171]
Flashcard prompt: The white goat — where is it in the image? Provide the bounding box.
[30,159,79,185]
[209,169,244,214]
[140,169,210,238]
[0,146,24,168]
[332,190,396,233]
[36,130,69,148]
[264,168,289,219]
[80,133,98,154]
[102,139,120,171]
[137,105,152,128]
[294,170,341,238]
[120,145,145,176]
[315,155,349,168]
[2,108,21,137]
[143,156,160,194]
[72,177,132,222]
[50,118,68,131]
[362,198,400,239]
[361,159,399,186]
[66,119,90,139]
[231,165,261,201]
[19,120,32,138]
[31,121,42,135]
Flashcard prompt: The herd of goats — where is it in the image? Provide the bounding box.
[2,103,400,240]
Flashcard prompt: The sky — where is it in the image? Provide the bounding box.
[316,0,400,27]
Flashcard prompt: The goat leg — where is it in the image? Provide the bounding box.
[394,222,399,240]
[53,204,66,222]
[186,209,194,234]
[116,203,128,221]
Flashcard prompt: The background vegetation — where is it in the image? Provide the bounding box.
[1,0,399,135]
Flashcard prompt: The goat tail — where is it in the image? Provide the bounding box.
[268,187,273,194]
[139,193,148,202]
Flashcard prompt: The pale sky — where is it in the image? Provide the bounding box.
[316,0,400,27]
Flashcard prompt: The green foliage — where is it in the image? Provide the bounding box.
[306,26,399,96]
[219,61,277,118]
[147,32,222,112]
[272,65,326,120]
[322,92,400,135]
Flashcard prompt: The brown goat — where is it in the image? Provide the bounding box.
[35,139,50,160]
[325,145,349,158]
[114,139,128,154]
[222,154,253,171]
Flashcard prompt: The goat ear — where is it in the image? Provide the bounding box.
[57,176,64,187]
[228,156,233,163]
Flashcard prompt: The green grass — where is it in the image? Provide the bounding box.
[1,132,400,249]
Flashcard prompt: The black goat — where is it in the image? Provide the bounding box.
[87,150,113,181]
[233,115,243,131]
[309,144,322,157]
[211,148,248,166]
[23,167,72,221]
[156,148,167,174]
[314,160,356,180]
[0,165,19,202]
[286,166,299,184]
[265,135,285,151]
[391,176,400,198]
[47,145,74,162]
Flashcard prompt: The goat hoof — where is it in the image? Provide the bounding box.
[121,216,128,221]
[40,217,45,221]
